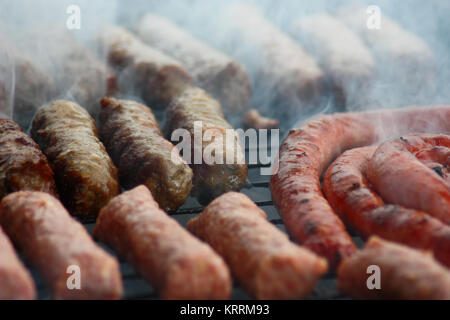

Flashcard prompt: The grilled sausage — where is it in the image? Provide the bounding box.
[0,226,36,300]
[99,97,193,212]
[136,14,251,112]
[338,237,450,299]
[223,3,323,117]
[368,134,450,225]
[0,31,55,129]
[270,105,450,268]
[0,118,56,198]
[289,13,375,109]
[0,191,122,300]
[31,100,119,218]
[188,192,328,299]
[18,28,116,118]
[337,5,436,106]
[0,31,50,122]
[94,185,231,300]
[166,87,247,204]
[323,145,450,267]
[98,25,192,108]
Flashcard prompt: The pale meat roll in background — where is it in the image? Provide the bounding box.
[337,5,436,107]
[290,13,375,109]
[98,25,192,109]
[338,237,450,300]
[136,14,251,113]
[223,4,323,117]
[188,192,328,300]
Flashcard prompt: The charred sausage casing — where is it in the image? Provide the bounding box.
[338,237,450,300]
[94,185,232,300]
[0,191,123,299]
[0,118,56,198]
[166,87,247,204]
[31,100,120,218]
[99,97,193,212]
[98,25,192,108]
[188,192,328,299]
[0,226,36,300]
[136,14,251,112]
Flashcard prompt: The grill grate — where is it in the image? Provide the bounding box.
[32,118,361,300]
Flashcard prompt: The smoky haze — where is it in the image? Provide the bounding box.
[0,0,449,132]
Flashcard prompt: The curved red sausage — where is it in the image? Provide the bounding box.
[270,106,450,268]
[323,145,450,267]
[368,134,450,224]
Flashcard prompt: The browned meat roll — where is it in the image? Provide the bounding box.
[0,191,123,300]
[0,118,56,198]
[98,25,193,108]
[166,87,247,204]
[0,225,36,300]
[31,100,120,218]
[188,192,328,299]
[94,185,231,300]
[338,237,450,300]
[136,14,251,112]
[99,97,193,212]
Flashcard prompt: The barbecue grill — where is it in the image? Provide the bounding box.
[2,0,449,302]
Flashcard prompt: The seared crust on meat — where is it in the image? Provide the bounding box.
[0,118,56,198]
[338,237,450,299]
[99,97,193,212]
[188,192,328,299]
[94,186,231,300]
[0,226,36,299]
[31,100,119,218]
[166,87,247,203]
[0,191,122,299]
